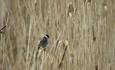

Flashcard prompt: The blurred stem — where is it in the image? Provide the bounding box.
[59,45,68,69]
[26,21,32,69]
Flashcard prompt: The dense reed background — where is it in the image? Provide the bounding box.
[0,0,115,70]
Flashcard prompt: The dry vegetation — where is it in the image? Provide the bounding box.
[0,0,115,70]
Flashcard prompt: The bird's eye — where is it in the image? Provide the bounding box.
[46,34,49,38]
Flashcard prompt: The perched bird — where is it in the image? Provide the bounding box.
[38,34,50,50]
[35,34,49,60]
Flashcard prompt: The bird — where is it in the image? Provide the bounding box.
[38,34,50,50]
[35,34,49,60]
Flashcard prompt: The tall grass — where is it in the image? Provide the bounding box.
[0,0,115,70]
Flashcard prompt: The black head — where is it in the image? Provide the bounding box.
[45,34,49,38]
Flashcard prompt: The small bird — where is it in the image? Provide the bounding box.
[38,34,50,50]
[35,34,49,60]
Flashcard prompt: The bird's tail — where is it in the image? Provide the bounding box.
[38,46,40,50]
[36,46,40,60]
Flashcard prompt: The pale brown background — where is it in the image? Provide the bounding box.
[0,0,115,70]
